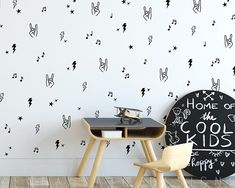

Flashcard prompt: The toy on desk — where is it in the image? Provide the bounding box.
[114,106,142,124]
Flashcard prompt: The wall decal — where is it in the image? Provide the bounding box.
[60,31,65,42]
[16,9,21,14]
[108,91,113,97]
[233,66,235,76]
[67,61,77,71]
[148,35,153,45]
[18,116,23,121]
[91,2,100,16]
[124,73,129,79]
[41,6,46,12]
[126,142,135,155]
[232,14,235,20]
[33,147,39,153]
[95,110,99,118]
[121,0,130,5]
[166,0,170,8]
[13,0,17,9]
[12,73,17,79]
[0,92,4,102]
[4,124,11,134]
[222,0,230,7]
[224,34,233,48]
[143,6,152,21]
[147,106,151,116]
[36,52,45,62]
[28,97,32,107]
[55,140,64,149]
[128,44,133,49]
[99,58,108,72]
[143,59,147,64]
[120,65,129,77]
[203,41,207,47]
[168,45,177,53]
[80,140,86,146]
[212,20,216,26]
[122,23,127,33]
[35,124,40,134]
[95,39,101,45]
[62,115,71,129]
[188,59,193,68]
[211,58,220,67]
[168,92,173,97]
[12,44,16,53]
[141,88,150,97]
[191,26,196,35]
[159,67,168,82]
[4,146,12,157]
[187,80,191,86]
[82,82,87,92]
[86,31,93,39]
[106,140,110,148]
[29,23,38,38]
[193,0,201,13]
[46,73,55,88]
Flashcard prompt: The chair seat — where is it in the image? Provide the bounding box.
[134,160,171,172]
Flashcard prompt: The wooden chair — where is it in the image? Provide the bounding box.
[133,143,193,188]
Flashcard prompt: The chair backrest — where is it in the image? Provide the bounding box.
[161,143,193,171]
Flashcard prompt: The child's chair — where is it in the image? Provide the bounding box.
[133,143,193,188]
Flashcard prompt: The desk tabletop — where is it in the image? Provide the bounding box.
[84,118,164,128]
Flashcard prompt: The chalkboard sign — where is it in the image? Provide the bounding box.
[165,90,235,179]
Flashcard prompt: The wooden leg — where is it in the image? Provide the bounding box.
[144,140,158,178]
[157,172,164,188]
[144,140,157,162]
[140,140,151,162]
[133,167,146,188]
[87,140,106,188]
[176,170,188,188]
[140,140,157,177]
[77,137,96,176]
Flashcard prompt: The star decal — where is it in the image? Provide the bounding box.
[18,116,23,121]
[129,45,133,49]
[16,9,21,13]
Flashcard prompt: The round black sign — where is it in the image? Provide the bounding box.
[165,90,235,179]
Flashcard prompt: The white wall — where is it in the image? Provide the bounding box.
[0,0,234,175]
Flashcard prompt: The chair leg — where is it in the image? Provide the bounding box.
[157,172,165,188]
[133,167,146,188]
[176,170,188,188]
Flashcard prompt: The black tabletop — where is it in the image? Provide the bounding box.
[84,118,164,128]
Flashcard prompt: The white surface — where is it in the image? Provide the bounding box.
[0,0,234,175]
[101,130,122,138]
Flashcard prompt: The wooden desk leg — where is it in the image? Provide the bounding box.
[144,140,157,161]
[87,140,106,188]
[140,141,151,162]
[144,140,158,177]
[77,137,96,177]
[140,140,156,177]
